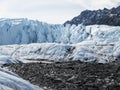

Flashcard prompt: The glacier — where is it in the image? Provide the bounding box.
[0,18,119,45]
[0,18,120,63]
[0,18,120,90]
[0,43,119,63]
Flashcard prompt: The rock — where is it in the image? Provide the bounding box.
[6,60,120,90]
[64,6,120,26]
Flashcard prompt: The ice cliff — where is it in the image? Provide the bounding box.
[0,18,120,45]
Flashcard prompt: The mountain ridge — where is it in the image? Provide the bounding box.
[64,6,120,26]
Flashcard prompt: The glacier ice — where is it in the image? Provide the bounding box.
[0,18,120,63]
[0,67,43,90]
[0,55,19,64]
[0,18,119,45]
[0,18,120,90]
[0,43,119,63]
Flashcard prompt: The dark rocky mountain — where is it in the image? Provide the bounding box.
[64,6,120,26]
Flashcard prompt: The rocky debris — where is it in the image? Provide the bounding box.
[64,6,120,26]
[5,60,120,90]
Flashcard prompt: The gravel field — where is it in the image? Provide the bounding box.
[4,60,120,90]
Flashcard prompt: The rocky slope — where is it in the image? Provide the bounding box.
[64,6,120,26]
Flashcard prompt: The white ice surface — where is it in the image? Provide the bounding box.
[0,67,43,90]
[0,55,19,65]
[0,42,119,63]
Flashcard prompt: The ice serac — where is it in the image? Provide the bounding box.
[0,18,120,45]
[0,18,91,44]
